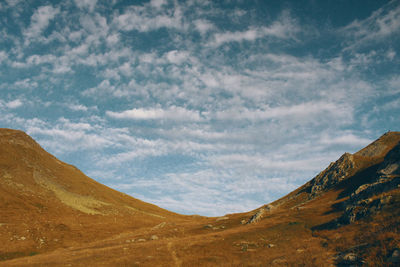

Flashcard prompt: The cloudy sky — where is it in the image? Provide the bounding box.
[1,0,399,216]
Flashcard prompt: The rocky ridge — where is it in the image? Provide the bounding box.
[308,131,400,199]
[308,152,356,197]
[246,131,400,227]
[339,141,400,224]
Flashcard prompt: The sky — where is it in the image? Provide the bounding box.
[0,0,399,216]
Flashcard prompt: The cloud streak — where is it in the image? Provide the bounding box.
[106,106,203,121]
[341,1,400,49]
[210,11,299,47]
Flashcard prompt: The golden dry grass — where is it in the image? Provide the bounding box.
[1,128,399,266]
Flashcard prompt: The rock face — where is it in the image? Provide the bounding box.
[306,132,400,199]
[247,208,266,224]
[246,204,274,224]
[308,153,356,197]
[378,142,400,176]
[339,142,400,224]
[335,252,362,266]
[389,249,400,263]
[245,132,400,226]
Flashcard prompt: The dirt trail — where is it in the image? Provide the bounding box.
[167,241,182,267]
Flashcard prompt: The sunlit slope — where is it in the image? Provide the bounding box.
[1,129,399,266]
[0,128,189,260]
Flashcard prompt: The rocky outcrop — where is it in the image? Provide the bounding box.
[389,249,400,264]
[246,204,274,224]
[338,142,400,224]
[306,132,400,200]
[335,252,363,266]
[378,142,400,176]
[308,153,356,197]
[247,208,266,224]
[341,194,397,224]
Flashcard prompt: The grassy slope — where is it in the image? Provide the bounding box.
[1,129,399,266]
[0,128,193,262]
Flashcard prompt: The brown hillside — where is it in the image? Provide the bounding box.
[1,129,399,266]
[0,128,195,262]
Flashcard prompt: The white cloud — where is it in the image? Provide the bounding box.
[150,0,166,8]
[210,11,299,46]
[214,102,351,122]
[386,49,396,61]
[74,0,97,12]
[106,106,203,121]
[58,118,93,131]
[114,2,184,32]
[53,63,72,74]
[102,68,121,80]
[11,78,38,90]
[69,43,89,56]
[26,54,57,65]
[101,146,164,164]
[341,1,400,49]
[26,119,113,153]
[388,75,400,94]
[212,28,258,46]
[319,133,371,147]
[165,50,190,64]
[68,30,84,43]
[193,19,214,35]
[381,98,400,111]
[79,13,108,35]
[82,80,116,96]
[0,51,7,64]
[118,62,132,76]
[11,54,63,72]
[160,126,231,141]
[24,5,60,43]
[10,52,74,74]
[5,0,22,7]
[66,104,89,112]
[6,99,23,109]
[106,33,119,46]
[209,153,326,172]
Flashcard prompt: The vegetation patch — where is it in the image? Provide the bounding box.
[33,170,110,215]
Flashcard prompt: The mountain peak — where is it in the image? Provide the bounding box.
[293,132,400,200]
[0,128,44,154]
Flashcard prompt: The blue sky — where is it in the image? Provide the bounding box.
[0,0,399,216]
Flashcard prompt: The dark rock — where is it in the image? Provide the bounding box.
[388,249,400,263]
[247,208,265,224]
[335,252,362,266]
[334,142,400,225]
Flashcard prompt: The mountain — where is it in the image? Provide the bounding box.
[1,128,399,266]
[0,128,193,262]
